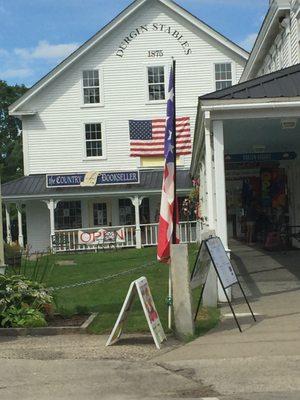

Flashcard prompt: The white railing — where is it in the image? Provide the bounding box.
[53,221,198,252]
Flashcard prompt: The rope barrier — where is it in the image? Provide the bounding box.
[49,261,157,292]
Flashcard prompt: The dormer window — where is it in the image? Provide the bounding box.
[83,70,100,104]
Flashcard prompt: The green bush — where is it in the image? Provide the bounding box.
[1,306,47,328]
[0,275,53,328]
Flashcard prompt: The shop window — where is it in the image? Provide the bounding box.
[147,66,166,101]
[215,63,232,91]
[140,198,150,224]
[83,70,100,104]
[119,199,135,226]
[85,123,103,158]
[93,203,108,226]
[55,201,82,230]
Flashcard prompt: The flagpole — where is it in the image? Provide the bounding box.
[168,58,177,330]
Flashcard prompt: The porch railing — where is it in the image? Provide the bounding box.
[53,221,197,253]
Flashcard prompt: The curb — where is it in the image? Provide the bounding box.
[0,312,98,337]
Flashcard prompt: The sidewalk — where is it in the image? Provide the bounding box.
[156,241,300,399]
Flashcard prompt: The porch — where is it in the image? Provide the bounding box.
[1,169,195,253]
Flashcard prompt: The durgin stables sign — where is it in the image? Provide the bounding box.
[116,23,193,57]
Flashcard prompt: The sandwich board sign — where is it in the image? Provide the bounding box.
[191,237,256,332]
[106,277,166,349]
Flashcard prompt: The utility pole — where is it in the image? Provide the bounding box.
[0,177,6,274]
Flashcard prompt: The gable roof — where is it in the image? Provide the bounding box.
[200,63,300,101]
[9,0,248,115]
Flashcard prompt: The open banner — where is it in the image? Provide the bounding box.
[106,277,167,349]
[78,228,125,245]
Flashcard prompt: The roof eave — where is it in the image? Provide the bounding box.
[240,0,290,82]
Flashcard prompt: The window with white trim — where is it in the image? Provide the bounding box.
[215,63,232,91]
[83,70,100,104]
[85,123,103,157]
[147,66,166,101]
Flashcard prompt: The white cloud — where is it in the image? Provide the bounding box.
[240,33,258,51]
[0,68,33,79]
[15,40,79,60]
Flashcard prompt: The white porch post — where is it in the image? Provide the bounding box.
[130,196,143,249]
[45,199,58,248]
[204,112,215,229]
[16,203,24,248]
[5,204,12,244]
[213,119,231,302]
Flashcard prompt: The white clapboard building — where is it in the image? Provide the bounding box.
[2,0,247,253]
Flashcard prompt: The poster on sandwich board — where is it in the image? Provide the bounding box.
[106,277,166,349]
[190,236,256,332]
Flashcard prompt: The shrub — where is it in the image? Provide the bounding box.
[0,307,47,328]
[0,275,53,328]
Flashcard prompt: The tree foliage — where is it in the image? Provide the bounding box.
[0,80,28,183]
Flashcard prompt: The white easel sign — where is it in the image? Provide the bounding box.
[106,277,167,349]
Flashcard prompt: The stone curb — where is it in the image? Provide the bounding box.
[0,312,98,337]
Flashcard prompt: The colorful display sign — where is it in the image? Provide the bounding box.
[46,171,140,188]
[106,277,166,349]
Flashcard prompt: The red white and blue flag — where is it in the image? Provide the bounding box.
[157,64,180,263]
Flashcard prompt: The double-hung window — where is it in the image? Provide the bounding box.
[147,66,166,101]
[83,70,100,104]
[215,63,232,91]
[85,123,103,158]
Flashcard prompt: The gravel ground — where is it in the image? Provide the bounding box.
[0,333,181,361]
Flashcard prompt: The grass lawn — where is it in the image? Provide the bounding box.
[36,246,220,336]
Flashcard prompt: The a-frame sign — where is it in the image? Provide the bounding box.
[191,237,256,332]
[106,277,167,349]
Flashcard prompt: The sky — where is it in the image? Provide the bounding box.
[0,0,269,87]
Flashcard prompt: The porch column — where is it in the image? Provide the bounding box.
[213,120,228,249]
[213,119,231,302]
[45,199,59,248]
[16,203,24,248]
[204,112,215,229]
[130,196,143,249]
[0,180,5,272]
[5,204,12,244]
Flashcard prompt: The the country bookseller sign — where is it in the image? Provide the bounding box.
[46,170,140,188]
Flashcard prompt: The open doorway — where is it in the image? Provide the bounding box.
[224,117,300,250]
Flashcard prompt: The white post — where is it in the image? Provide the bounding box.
[16,203,24,248]
[204,112,215,228]
[213,120,231,302]
[0,179,5,273]
[5,204,12,244]
[45,199,58,248]
[130,196,143,249]
[202,112,218,307]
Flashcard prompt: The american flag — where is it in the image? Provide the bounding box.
[129,117,191,157]
[157,63,180,263]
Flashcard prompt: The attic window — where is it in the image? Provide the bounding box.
[83,70,100,104]
[215,63,232,91]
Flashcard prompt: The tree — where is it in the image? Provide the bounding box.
[0,80,28,183]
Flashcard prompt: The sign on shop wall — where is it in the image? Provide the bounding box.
[46,170,140,188]
[115,23,192,58]
[106,277,167,349]
[78,228,125,245]
[225,152,297,163]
